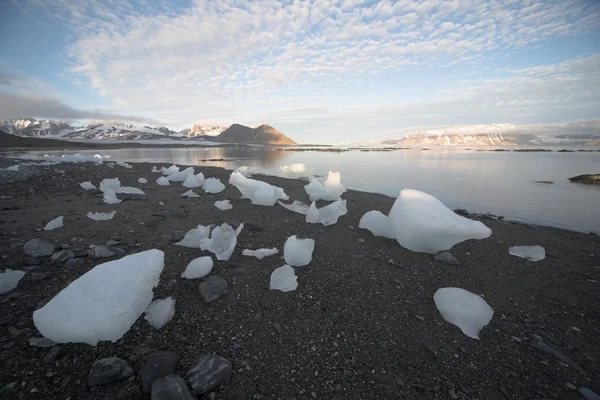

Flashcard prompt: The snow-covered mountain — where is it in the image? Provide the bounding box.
[352,133,545,147]
[0,118,72,137]
[181,123,227,137]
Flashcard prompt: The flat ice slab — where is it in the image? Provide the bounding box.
[182,190,200,198]
[270,265,298,292]
[181,256,213,279]
[43,216,64,231]
[434,287,494,340]
[509,245,545,261]
[215,200,233,210]
[283,236,314,266]
[200,223,244,261]
[80,181,96,190]
[358,210,395,239]
[114,187,145,195]
[242,248,279,260]
[229,172,287,206]
[144,297,175,330]
[175,225,211,248]
[278,200,310,215]
[203,178,225,194]
[0,269,26,294]
[87,211,116,221]
[306,199,347,226]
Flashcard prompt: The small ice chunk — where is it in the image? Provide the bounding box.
[156,176,170,186]
[99,178,121,192]
[80,181,96,190]
[151,166,161,173]
[174,225,211,248]
[43,216,64,231]
[87,211,116,221]
[270,265,298,292]
[509,245,545,261]
[233,166,252,177]
[182,190,200,198]
[358,210,395,239]
[278,200,310,215]
[324,171,346,198]
[161,165,179,176]
[283,235,314,266]
[203,178,225,193]
[32,249,165,345]
[144,297,175,330]
[116,161,132,169]
[214,200,232,210]
[138,177,148,184]
[199,223,244,261]
[0,269,26,294]
[182,173,205,188]
[229,172,287,206]
[434,287,494,340]
[280,163,313,179]
[181,256,213,279]
[114,187,145,195]
[304,179,338,201]
[243,248,279,260]
[5,165,19,171]
[167,167,195,182]
[103,189,122,204]
[306,199,347,226]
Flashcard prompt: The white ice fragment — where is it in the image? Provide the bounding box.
[280,163,313,179]
[214,200,233,210]
[43,216,64,231]
[182,190,200,198]
[434,287,494,340]
[203,178,225,193]
[5,165,19,171]
[270,265,298,292]
[0,269,26,294]
[243,248,279,260]
[324,171,346,198]
[509,245,545,261]
[278,200,310,215]
[87,211,116,221]
[32,250,165,345]
[359,210,395,239]
[144,297,175,330]
[181,256,213,279]
[151,166,161,173]
[99,178,121,192]
[156,176,170,186]
[388,189,492,254]
[116,160,132,169]
[306,199,347,226]
[174,225,211,248]
[167,167,195,182]
[182,173,205,188]
[233,166,252,177]
[229,172,287,206]
[199,223,244,261]
[161,165,179,176]
[114,187,145,195]
[138,177,148,184]
[283,236,314,267]
[103,189,122,204]
[304,179,338,201]
[80,181,96,190]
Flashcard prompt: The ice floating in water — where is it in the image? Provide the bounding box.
[181,256,213,279]
[87,211,116,221]
[270,265,298,292]
[203,178,225,193]
[99,178,121,192]
[0,269,26,294]
[5,165,19,171]
[283,236,315,267]
[138,177,148,184]
[358,210,395,239]
[114,187,145,195]
[388,189,492,253]
[116,161,132,169]
[182,190,200,198]
[509,245,545,261]
[144,297,175,330]
[233,166,252,177]
[103,189,122,204]
[243,248,279,260]
[304,172,345,201]
[280,163,313,179]
[167,167,194,182]
[306,199,347,226]
[434,287,494,340]
[278,200,310,215]
[161,165,179,176]
[174,225,211,248]
[229,172,287,206]
[156,176,170,186]
[182,173,205,188]
[44,216,64,231]
[200,223,244,261]
[80,181,96,190]
[33,250,164,345]
[15,153,103,164]
[214,200,233,210]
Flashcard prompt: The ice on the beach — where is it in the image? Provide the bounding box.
[156,176,170,186]
[0,269,26,294]
[182,190,200,198]
[33,249,164,345]
[203,178,225,193]
[87,211,116,221]
[80,181,96,190]
[161,165,179,176]
[433,287,494,340]
[283,235,315,266]
[174,225,211,248]
[114,187,145,195]
[99,178,121,192]
[233,166,252,177]
[5,165,19,171]
[199,223,244,261]
[167,167,195,182]
[229,172,287,206]
[181,256,213,279]
[306,199,347,226]
[324,171,346,197]
[388,189,492,253]
[144,297,175,330]
[509,245,545,261]
[214,200,233,210]
[270,265,298,292]
[138,177,148,184]
[243,247,279,260]
[103,189,122,204]
[44,216,64,231]
[278,200,310,215]
[304,171,345,201]
[116,161,132,169]
[280,163,313,179]
[359,210,395,239]
[182,173,205,188]
[151,166,161,173]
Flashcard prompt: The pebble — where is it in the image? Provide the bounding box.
[572,327,581,332]
[89,245,116,258]
[43,346,62,364]
[151,374,195,400]
[30,272,50,282]
[511,336,521,342]
[133,345,152,355]
[86,357,134,386]
[65,258,85,269]
[414,315,425,321]
[23,239,55,258]
[566,383,576,390]
[142,351,181,393]
[51,250,75,263]
[448,389,458,399]
[198,276,229,303]
[186,354,232,394]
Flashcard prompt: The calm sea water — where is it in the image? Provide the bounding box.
[30,147,600,233]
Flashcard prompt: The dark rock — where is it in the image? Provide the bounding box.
[186,354,232,394]
[86,357,134,386]
[89,245,116,258]
[172,231,186,241]
[109,246,126,256]
[30,272,50,282]
[133,345,152,355]
[2,341,16,350]
[24,257,42,265]
[65,258,85,269]
[51,250,75,263]
[534,181,554,184]
[151,374,195,400]
[21,266,40,272]
[23,239,55,258]
[434,252,459,266]
[43,346,62,364]
[106,240,120,247]
[568,174,600,185]
[197,276,229,303]
[119,193,145,200]
[454,209,469,216]
[142,351,181,393]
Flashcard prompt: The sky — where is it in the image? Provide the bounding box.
[0,0,599,143]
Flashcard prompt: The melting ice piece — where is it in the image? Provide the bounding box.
[388,189,492,253]
[116,161,132,169]
[233,166,252,177]
[156,176,170,186]
[144,297,175,330]
[32,249,164,345]
[203,178,225,194]
[99,178,121,192]
[358,210,395,239]
[87,211,116,221]
[80,181,96,190]
[114,187,145,195]
[199,223,244,261]
[283,236,314,266]
[243,248,279,260]
[181,256,213,279]
[270,265,298,292]
[182,190,200,198]
[434,287,494,340]
[182,173,205,188]
[306,199,347,226]
[278,200,310,215]
[151,166,161,173]
[280,163,314,179]
[324,172,346,197]
[229,172,287,206]
[161,165,179,176]
[304,172,345,201]
[174,225,211,248]
[214,200,233,210]
[167,167,195,182]
[0,269,26,294]
[138,177,148,184]
[509,245,545,261]
[44,216,64,231]
[103,189,122,204]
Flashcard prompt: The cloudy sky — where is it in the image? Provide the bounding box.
[1,0,599,143]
